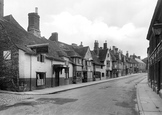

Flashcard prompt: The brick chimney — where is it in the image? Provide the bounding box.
[0,0,4,19]
[103,40,107,49]
[49,32,58,42]
[113,46,118,54]
[27,7,41,38]
[126,51,129,57]
[79,42,83,47]
[94,40,99,56]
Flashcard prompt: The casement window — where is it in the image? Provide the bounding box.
[107,53,109,57]
[37,54,45,62]
[87,61,91,66]
[76,72,82,77]
[78,58,81,64]
[3,50,11,60]
[36,72,46,86]
[107,60,110,67]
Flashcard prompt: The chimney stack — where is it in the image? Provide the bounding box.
[49,32,58,42]
[35,7,38,14]
[94,40,99,56]
[27,7,41,38]
[0,0,4,19]
[126,51,129,57]
[103,40,107,49]
[79,42,83,47]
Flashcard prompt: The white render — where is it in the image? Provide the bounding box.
[19,49,73,79]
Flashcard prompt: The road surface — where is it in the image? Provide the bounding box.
[0,73,146,115]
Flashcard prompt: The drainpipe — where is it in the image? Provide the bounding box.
[30,55,32,91]
[51,60,53,87]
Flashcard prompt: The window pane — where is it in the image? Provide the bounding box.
[36,72,45,86]
[3,50,11,60]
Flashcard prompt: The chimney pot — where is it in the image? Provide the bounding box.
[35,7,38,14]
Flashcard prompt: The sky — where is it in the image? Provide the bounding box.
[4,0,158,59]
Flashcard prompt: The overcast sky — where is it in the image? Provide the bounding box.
[4,0,158,59]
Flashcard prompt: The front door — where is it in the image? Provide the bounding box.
[55,69,60,87]
[83,72,87,82]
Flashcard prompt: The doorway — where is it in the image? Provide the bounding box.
[157,61,161,93]
[55,69,60,87]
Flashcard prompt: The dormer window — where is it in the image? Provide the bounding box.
[37,54,45,62]
[27,43,49,54]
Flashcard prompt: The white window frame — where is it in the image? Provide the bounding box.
[3,50,11,60]
[37,54,45,62]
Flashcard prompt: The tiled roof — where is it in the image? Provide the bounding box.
[0,15,64,61]
[130,58,138,64]
[109,50,116,61]
[98,49,108,61]
[56,41,82,58]
[64,50,82,58]
[125,57,131,63]
[135,58,146,64]
[73,46,89,58]
[91,51,104,66]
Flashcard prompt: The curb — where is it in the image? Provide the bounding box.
[0,73,145,95]
[136,77,147,115]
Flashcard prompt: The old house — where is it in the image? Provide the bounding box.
[109,50,118,78]
[134,57,146,73]
[99,42,113,79]
[111,46,123,77]
[51,40,83,84]
[73,44,93,82]
[0,7,73,91]
[91,51,104,81]
[93,41,112,79]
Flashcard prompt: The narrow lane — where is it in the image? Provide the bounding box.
[0,73,146,115]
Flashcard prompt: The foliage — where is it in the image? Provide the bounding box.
[0,61,19,91]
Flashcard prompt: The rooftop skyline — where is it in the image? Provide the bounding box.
[4,0,158,58]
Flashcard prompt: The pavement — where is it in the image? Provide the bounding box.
[0,74,139,95]
[136,77,162,115]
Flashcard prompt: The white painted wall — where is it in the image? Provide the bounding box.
[68,63,73,77]
[19,50,52,79]
[19,50,74,80]
[19,50,30,78]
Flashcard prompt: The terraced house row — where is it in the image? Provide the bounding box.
[0,4,146,91]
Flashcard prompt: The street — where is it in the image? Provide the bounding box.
[0,73,146,115]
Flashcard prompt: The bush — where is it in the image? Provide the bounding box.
[0,77,19,91]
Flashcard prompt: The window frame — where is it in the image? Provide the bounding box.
[36,72,46,86]
[37,54,45,62]
[3,50,11,60]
